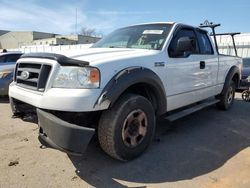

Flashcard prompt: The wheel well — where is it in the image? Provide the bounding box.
[121,83,159,114]
[232,73,240,87]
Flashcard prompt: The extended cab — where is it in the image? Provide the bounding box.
[9,22,242,161]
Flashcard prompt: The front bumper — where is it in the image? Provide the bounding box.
[9,83,108,112]
[37,109,95,155]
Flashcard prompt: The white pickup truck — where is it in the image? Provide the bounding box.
[9,22,242,161]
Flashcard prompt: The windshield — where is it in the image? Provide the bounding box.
[92,24,173,50]
[243,58,250,67]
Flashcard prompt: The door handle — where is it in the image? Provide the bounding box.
[200,61,205,69]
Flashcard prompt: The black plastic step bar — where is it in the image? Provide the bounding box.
[165,99,220,122]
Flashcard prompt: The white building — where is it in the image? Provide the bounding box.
[0,31,101,49]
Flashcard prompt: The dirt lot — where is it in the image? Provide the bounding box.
[0,93,250,188]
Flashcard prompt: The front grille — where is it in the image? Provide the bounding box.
[15,63,52,92]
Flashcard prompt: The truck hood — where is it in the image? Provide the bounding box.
[55,47,159,65]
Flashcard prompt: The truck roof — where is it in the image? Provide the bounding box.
[121,22,208,32]
[129,22,176,26]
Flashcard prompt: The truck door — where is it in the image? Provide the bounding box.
[166,27,203,96]
[194,29,218,90]
[165,27,218,110]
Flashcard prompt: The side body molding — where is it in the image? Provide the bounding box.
[96,67,167,115]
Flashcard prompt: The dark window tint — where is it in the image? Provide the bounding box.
[196,30,213,54]
[5,54,22,62]
[168,28,198,57]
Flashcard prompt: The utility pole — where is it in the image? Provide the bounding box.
[75,8,78,43]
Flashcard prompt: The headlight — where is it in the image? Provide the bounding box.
[53,66,100,88]
[0,70,12,78]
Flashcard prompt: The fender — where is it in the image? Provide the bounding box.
[96,67,167,115]
[221,65,240,94]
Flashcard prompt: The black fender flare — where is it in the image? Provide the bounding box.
[221,66,240,95]
[95,67,167,115]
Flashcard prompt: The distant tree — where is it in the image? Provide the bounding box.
[80,27,97,37]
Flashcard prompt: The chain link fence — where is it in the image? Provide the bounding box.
[218,43,250,57]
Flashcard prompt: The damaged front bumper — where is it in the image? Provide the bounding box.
[37,109,95,155]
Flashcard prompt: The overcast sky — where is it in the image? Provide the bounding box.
[1,0,250,35]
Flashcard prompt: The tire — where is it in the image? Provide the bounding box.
[242,90,250,102]
[216,80,236,110]
[9,97,21,116]
[98,94,155,161]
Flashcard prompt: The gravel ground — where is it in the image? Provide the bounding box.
[0,93,250,188]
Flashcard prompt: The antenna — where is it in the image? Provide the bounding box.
[75,8,78,38]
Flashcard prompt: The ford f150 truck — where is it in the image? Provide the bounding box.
[9,22,242,161]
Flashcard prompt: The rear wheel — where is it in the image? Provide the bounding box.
[98,94,155,161]
[216,80,236,110]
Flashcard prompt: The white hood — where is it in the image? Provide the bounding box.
[53,47,159,65]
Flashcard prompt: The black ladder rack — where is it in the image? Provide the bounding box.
[199,20,240,56]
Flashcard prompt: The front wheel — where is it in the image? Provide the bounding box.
[10,98,22,116]
[216,80,236,110]
[98,94,155,161]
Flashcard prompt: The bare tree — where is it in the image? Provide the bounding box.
[80,27,97,37]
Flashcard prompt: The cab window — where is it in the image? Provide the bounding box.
[196,29,214,54]
[168,28,198,58]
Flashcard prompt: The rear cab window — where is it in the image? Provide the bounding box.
[196,29,214,55]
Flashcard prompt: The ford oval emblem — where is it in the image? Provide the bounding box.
[21,71,30,80]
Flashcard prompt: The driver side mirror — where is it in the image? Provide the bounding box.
[176,37,196,57]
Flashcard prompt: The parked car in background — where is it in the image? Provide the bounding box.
[240,58,250,90]
[0,52,23,96]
